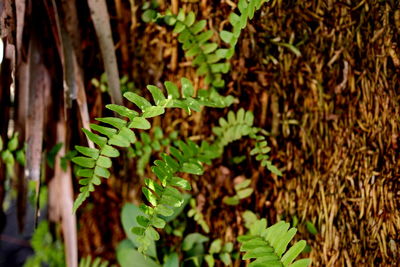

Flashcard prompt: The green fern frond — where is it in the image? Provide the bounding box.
[128,127,178,176]
[212,108,256,148]
[223,179,253,205]
[188,198,210,233]
[169,10,230,88]
[79,256,109,267]
[249,134,282,176]
[211,108,282,175]
[72,78,223,212]
[238,217,311,267]
[132,139,218,253]
[219,0,269,59]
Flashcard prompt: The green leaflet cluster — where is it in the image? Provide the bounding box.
[167,10,230,88]
[72,78,223,212]
[132,139,219,253]
[144,1,268,89]
[249,133,282,176]
[238,212,311,267]
[79,256,109,267]
[187,198,210,233]
[127,127,178,176]
[0,133,25,177]
[205,239,234,266]
[219,0,268,59]
[223,179,253,205]
[24,221,65,267]
[212,108,256,149]
[211,108,281,176]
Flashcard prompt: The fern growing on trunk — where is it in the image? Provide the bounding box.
[238,212,311,267]
[71,78,226,212]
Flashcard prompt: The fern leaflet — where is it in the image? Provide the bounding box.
[238,216,311,267]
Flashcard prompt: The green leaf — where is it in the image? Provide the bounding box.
[235,179,251,191]
[142,106,165,118]
[220,30,233,44]
[204,255,215,267]
[77,168,94,178]
[82,128,107,148]
[47,143,63,168]
[128,117,151,130]
[163,253,179,267]
[131,227,145,236]
[222,242,233,253]
[137,215,150,227]
[106,104,138,120]
[266,163,282,176]
[223,196,239,205]
[147,85,166,105]
[72,157,96,168]
[75,146,99,159]
[94,166,110,178]
[237,188,253,199]
[7,133,19,151]
[275,228,297,257]
[190,20,206,34]
[121,204,157,258]
[142,9,157,23]
[196,30,214,44]
[142,187,158,206]
[0,136,3,151]
[145,178,163,196]
[202,43,218,54]
[91,175,101,186]
[289,258,312,267]
[164,81,180,99]
[181,162,203,175]
[184,12,195,27]
[306,221,318,235]
[181,78,194,98]
[186,46,201,57]
[101,145,120,157]
[73,191,90,213]
[170,176,191,190]
[155,204,174,217]
[116,241,159,267]
[109,134,130,147]
[243,247,277,260]
[150,216,166,228]
[216,48,229,58]
[173,21,185,33]
[90,124,117,138]
[229,12,240,26]
[161,154,180,172]
[209,239,222,254]
[145,227,160,241]
[124,92,152,111]
[119,127,137,144]
[182,233,209,251]
[96,156,112,168]
[281,240,307,266]
[219,253,232,266]
[244,111,254,125]
[96,117,127,129]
